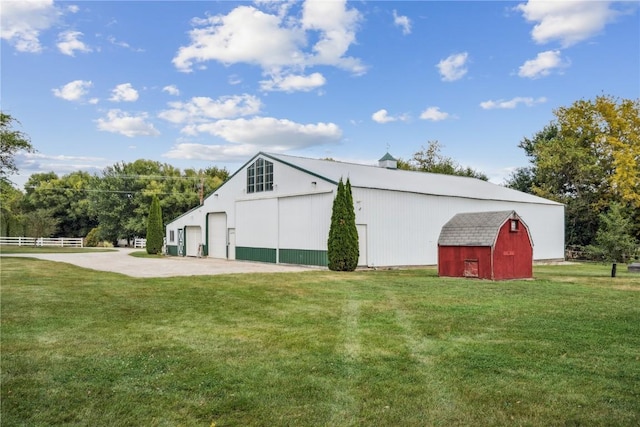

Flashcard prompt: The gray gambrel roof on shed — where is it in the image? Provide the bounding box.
[438,210,530,247]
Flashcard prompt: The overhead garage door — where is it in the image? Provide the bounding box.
[208,213,227,259]
[185,226,202,257]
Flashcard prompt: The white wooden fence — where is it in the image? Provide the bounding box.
[0,236,84,248]
[134,238,146,249]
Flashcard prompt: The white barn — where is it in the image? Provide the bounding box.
[165,152,565,267]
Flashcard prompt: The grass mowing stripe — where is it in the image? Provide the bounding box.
[328,296,361,425]
[384,290,459,422]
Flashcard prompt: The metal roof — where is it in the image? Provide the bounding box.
[379,152,397,161]
[265,152,561,206]
[438,210,519,247]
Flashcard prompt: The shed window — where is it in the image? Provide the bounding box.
[247,158,273,193]
[510,219,519,232]
[169,230,175,242]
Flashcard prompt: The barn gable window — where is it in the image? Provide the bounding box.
[510,219,519,232]
[247,158,273,193]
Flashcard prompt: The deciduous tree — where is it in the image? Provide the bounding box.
[91,159,228,245]
[0,112,34,177]
[399,141,488,180]
[23,171,98,237]
[25,209,59,240]
[508,96,640,247]
[0,178,26,236]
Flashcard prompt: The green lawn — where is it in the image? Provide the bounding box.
[0,245,115,254]
[129,250,165,259]
[1,258,638,426]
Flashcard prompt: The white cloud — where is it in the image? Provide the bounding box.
[173,5,305,72]
[419,107,450,121]
[480,96,547,110]
[0,0,60,53]
[518,50,569,78]
[57,30,91,56]
[18,151,106,176]
[393,10,411,35]
[162,85,180,96]
[183,117,342,147]
[164,116,342,161]
[96,109,160,137]
[109,83,139,102]
[437,52,469,82]
[164,143,258,161]
[371,109,409,124]
[301,0,364,72]
[372,109,394,124]
[260,72,326,92]
[158,94,262,125]
[516,0,622,47]
[172,1,365,76]
[105,35,143,52]
[52,79,92,101]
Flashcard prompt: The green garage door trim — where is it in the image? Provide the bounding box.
[279,249,327,266]
[236,247,277,263]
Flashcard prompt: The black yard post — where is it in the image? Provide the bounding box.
[611,263,617,278]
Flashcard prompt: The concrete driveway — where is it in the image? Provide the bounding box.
[3,248,315,278]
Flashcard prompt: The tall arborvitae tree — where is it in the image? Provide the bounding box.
[146,195,164,255]
[328,178,359,271]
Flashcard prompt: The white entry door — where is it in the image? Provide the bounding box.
[357,224,368,267]
[228,228,236,260]
[208,213,227,258]
[185,226,202,257]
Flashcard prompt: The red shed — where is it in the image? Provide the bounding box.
[438,210,533,280]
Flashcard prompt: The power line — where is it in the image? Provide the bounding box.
[23,186,204,195]
[106,175,206,180]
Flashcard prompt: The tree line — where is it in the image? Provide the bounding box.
[1,158,228,246]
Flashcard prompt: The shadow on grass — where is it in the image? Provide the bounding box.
[128,250,165,259]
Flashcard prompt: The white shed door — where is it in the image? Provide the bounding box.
[357,224,368,267]
[208,213,227,259]
[185,226,202,257]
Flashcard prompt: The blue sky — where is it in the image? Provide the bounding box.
[2,0,639,188]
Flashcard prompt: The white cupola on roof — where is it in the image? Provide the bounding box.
[378,152,397,169]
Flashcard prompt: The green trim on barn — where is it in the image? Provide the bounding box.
[236,247,277,263]
[279,248,328,266]
[167,245,178,256]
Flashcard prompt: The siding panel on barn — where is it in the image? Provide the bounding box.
[279,249,327,266]
[278,193,333,251]
[236,247,277,263]
[438,246,492,279]
[493,221,533,280]
[236,198,278,249]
